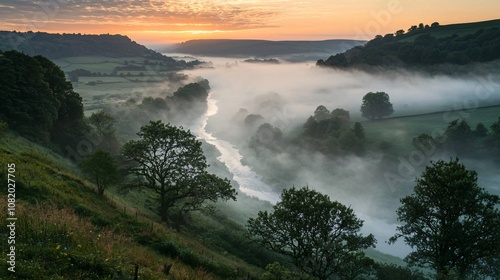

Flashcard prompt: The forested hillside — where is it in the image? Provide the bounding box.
[318,19,500,69]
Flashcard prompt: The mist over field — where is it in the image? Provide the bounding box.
[174,57,500,257]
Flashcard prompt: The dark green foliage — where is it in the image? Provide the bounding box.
[250,123,283,151]
[247,187,376,280]
[0,50,58,143]
[121,120,237,223]
[412,133,437,151]
[299,106,364,155]
[0,50,86,147]
[361,92,394,120]
[141,96,168,110]
[353,122,365,140]
[390,158,500,278]
[245,114,266,128]
[0,31,175,63]
[339,129,364,156]
[170,82,209,102]
[491,117,500,135]
[331,108,350,124]
[81,149,119,195]
[443,119,473,154]
[318,21,500,68]
[34,55,87,147]
[473,122,489,137]
[166,82,209,122]
[88,111,120,154]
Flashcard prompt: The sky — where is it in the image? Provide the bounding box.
[1,0,499,44]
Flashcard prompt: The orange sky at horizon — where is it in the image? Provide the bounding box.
[1,0,499,45]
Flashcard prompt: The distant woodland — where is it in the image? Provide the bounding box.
[318,20,500,69]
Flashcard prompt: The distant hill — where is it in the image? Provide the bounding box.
[0,31,186,67]
[318,19,500,69]
[169,39,366,61]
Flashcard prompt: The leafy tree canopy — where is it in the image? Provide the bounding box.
[390,158,500,279]
[81,150,119,195]
[121,120,236,224]
[0,50,86,146]
[247,187,376,280]
[360,92,394,120]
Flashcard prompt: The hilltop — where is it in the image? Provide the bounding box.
[168,39,366,61]
[318,19,500,70]
[0,31,192,69]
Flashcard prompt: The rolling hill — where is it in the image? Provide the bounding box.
[0,31,193,70]
[318,19,500,69]
[169,39,366,61]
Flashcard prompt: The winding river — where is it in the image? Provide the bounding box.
[194,93,280,204]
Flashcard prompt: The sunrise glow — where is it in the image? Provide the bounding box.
[1,0,499,45]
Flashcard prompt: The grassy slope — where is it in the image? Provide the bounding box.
[399,19,500,42]
[0,132,264,279]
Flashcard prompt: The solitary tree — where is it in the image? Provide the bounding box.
[81,149,119,195]
[360,92,394,120]
[247,187,376,280]
[121,120,236,223]
[390,158,500,279]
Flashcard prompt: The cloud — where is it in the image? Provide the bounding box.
[0,0,279,34]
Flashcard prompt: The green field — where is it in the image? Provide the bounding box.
[52,56,186,115]
[362,105,500,155]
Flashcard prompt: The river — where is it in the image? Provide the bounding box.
[194,93,280,204]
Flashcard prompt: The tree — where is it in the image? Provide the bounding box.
[313,105,331,121]
[353,122,365,140]
[443,119,473,153]
[473,123,488,137]
[0,50,59,143]
[247,187,376,280]
[331,108,350,125]
[491,117,500,135]
[121,120,236,223]
[81,150,119,195]
[35,55,87,147]
[88,111,120,154]
[390,158,500,279]
[89,111,115,136]
[360,92,394,120]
